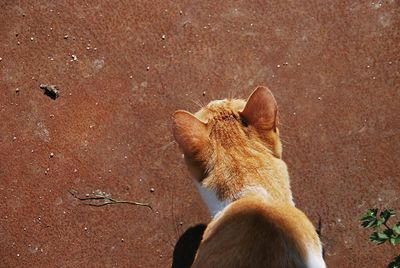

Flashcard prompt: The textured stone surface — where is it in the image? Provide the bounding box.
[0,1,399,267]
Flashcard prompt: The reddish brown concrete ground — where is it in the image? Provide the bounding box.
[1,1,399,267]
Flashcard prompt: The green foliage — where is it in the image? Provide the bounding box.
[360,208,399,268]
[361,209,395,229]
[388,255,400,268]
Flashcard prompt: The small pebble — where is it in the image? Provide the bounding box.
[161,34,166,40]
[277,64,280,68]
[317,97,322,100]
[30,37,34,41]
[0,57,2,61]
[49,152,54,158]
[202,91,206,96]
[146,66,150,71]
[84,227,88,231]
[15,88,20,93]
[64,35,68,39]
[150,187,155,193]
[71,54,78,61]
[12,136,17,141]
[121,238,124,242]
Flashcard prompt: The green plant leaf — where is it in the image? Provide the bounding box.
[370,231,389,244]
[384,229,394,237]
[378,231,390,240]
[381,209,396,224]
[393,222,400,235]
[388,255,400,268]
[361,208,378,220]
[362,218,379,228]
[361,209,379,229]
[390,236,400,246]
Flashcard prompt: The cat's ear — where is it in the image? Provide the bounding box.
[240,86,278,131]
[173,110,208,155]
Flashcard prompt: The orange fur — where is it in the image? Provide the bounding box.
[194,196,319,268]
[173,86,325,268]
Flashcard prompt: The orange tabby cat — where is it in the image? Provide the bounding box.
[173,86,326,268]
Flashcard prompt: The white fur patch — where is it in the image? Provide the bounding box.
[306,246,326,268]
[195,183,274,218]
[194,181,231,218]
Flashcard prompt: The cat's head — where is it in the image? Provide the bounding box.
[173,86,282,182]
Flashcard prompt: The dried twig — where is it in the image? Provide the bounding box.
[68,189,152,210]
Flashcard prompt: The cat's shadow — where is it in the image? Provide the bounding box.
[171,223,207,268]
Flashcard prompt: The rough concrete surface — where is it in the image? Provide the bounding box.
[0,1,399,267]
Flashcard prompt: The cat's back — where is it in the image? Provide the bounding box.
[192,195,325,268]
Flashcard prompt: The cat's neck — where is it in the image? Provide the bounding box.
[201,144,294,205]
